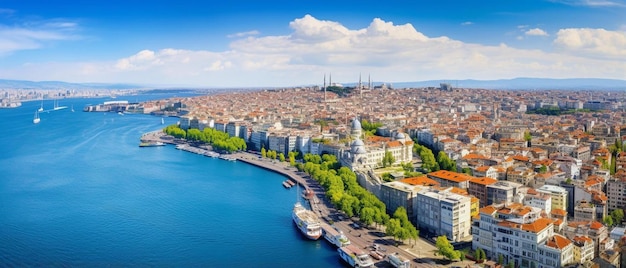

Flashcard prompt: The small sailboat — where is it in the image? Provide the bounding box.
[161,117,165,125]
[38,99,44,112]
[33,110,41,124]
[71,105,74,112]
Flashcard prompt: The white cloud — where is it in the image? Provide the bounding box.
[3,15,626,87]
[554,28,626,59]
[525,28,549,36]
[461,21,473,26]
[227,30,260,38]
[0,16,79,56]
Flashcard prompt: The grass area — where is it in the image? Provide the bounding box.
[373,166,404,176]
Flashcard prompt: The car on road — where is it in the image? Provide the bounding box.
[350,223,361,229]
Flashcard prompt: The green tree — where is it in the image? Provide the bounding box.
[361,119,382,136]
[461,167,473,175]
[498,254,504,265]
[360,207,376,226]
[420,149,439,172]
[611,209,624,224]
[437,151,457,172]
[435,236,461,260]
[317,120,328,132]
[538,164,548,173]
[385,218,402,241]
[524,131,532,146]
[288,152,296,166]
[279,153,286,162]
[401,162,414,172]
[382,150,395,167]
[609,140,622,175]
[604,215,614,227]
[261,147,267,158]
[474,248,486,262]
[507,261,515,268]
[381,173,394,182]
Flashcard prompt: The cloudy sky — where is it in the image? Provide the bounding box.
[0,0,625,87]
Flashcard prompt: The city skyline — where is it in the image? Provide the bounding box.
[0,0,625,87]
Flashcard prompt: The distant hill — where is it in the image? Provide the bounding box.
[386,78,626,90]
[0,79,142,90]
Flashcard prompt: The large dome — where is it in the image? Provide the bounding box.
[395,132,406,140]
[351,138,366,154]
[351,139,365,147]
[351,117,361,130]
[354,147,367,154]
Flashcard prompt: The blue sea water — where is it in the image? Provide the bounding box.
[0,94,340,267]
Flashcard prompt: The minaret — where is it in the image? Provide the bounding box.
[368,74,371,90]
[323,74,326,102]
[358,73,362,97]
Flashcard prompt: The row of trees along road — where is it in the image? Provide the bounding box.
[163,125,247,153]
[296,153,419,245]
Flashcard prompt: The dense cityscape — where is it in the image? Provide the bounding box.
[133,82,625,267]
[3,1,626,267]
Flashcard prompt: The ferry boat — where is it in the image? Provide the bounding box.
[337,244,375,268]
[322,223,350,247]
[139,141,165,147]
[292,202,322,240]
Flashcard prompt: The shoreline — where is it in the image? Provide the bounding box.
[140,131,471,267]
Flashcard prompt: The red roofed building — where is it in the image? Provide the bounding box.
[564,220,610,258]
[538,234,574,267]
[468,176,498,207]
[427,170,473,189]
[572,235,594,264]
[473,203,560,268]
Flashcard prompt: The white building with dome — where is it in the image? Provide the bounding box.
[340,117,413,171]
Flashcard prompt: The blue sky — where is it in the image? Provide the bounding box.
[0,0,625,87]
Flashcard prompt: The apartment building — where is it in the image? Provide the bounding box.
[606,177,626,212]
[573,200,596,221]
[486,181,522,206]
[380,181,423,225]
[472,203,575,268]
[468,176,498,207]
[473,166,498,179]
[416,187,471,242]
[572,236,594,264]
[523,189,552,214]
[563,221,610,258]
[537,185,568,212]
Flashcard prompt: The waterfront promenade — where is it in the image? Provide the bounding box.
[141,131,476,267]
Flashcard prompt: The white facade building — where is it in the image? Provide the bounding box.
[416,187,471,242]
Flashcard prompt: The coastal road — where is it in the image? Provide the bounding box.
[232,153,445,267]
[142,133,462,267]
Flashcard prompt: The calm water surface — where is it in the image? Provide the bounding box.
[0,95,340,267]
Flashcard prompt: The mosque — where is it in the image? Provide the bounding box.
[340,117,414,171]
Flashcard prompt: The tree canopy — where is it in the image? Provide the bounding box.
[164,125,247,153]
[435,235,461,260]
[296,153,419,241]
[413,143,439,172]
